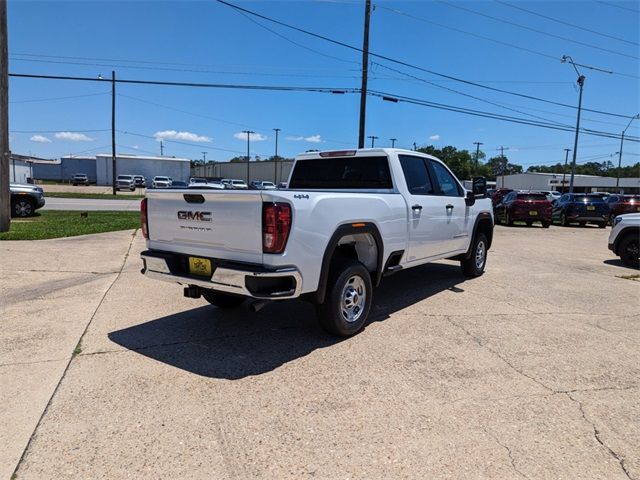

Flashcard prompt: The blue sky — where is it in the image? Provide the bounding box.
[7,0,640,169]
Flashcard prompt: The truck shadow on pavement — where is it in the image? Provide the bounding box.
[108,262,465,380]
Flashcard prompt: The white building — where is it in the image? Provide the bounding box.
[95,154,191,186]
[497,172,640,194]
[9,154,33,184]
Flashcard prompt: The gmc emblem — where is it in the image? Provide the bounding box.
[177,211,212,222]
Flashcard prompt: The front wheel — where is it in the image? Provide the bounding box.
[11,198,35,217]
[461,233,488,278]
[201,289,246,308]
[542,221,550,228]
[618,235,640,268]
[316,260,372,337]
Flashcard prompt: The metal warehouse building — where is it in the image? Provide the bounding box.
[497,172,640,194]
[95,154,190,186]
[32,156,97,183]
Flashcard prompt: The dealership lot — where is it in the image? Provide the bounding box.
[1,226,638,479]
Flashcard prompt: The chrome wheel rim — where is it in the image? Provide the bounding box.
[341,275,366,323]
[475,240,486,270]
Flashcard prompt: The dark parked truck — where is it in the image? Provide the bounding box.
[139,148,494,336]
[552,194,609,228]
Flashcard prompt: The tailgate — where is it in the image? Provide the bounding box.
[146,190,264,263]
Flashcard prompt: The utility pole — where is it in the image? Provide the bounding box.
[473,141,483,174]
[358,0,372,149]
[1,0,10,231]
[368,135,378,148]
[499,146,509,188]
[202,151,207,162]
[111,70,117,195]
[615,114,639,193]
[390,138,397,148]
[561,55,585,194]
[561,148,571,193]
[243,130,254,183]
[413,142,417,151]
[160,140,164,156]
[273,128,280,183]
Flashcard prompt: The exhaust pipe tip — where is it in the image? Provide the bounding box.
[248,299,270,313]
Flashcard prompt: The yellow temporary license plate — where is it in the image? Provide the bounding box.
[529,211,538,216]
[188,257,212,277]
[587,206,595,211]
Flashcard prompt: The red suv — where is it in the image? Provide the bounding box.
[491,188,513,208]
[605,195,640,224]
[495,191,552,227]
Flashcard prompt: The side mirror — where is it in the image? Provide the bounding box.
[465,190,476,207]
[472,177,487,196]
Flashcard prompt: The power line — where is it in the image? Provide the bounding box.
[438,0,639,60]
[9,129,109,133]
[215,0,638,117]
[595,1,640,14]
[494,0,639,47]
[9,92,109,104]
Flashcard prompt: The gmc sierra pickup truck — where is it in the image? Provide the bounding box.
[140,148,493,336]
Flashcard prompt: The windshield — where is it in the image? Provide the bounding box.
[517,194,547,201]
[232,180,245,185]
[155,177,169,181]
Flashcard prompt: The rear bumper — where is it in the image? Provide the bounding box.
[140,250,302,300]
[567,214,607,223]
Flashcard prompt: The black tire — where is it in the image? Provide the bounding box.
[609,213,616,226]
[579,221,586,227]
[461,232,488,278]
[316,260,372,337]
[598,222,606,229]
[561,211,570,227]
[201,289,246,308]
[526,220,533,227]
[506,212,514,226]
[542,221,550,228]
[11,197,35,217]
[617,234,640,268]
[494,213,501,225]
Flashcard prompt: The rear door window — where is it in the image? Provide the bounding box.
[398,155,434,195]
[289,156,393,189]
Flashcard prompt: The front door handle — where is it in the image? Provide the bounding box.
[446,204,454,210]
[412,204,423,211]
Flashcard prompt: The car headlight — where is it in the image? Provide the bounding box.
[614,216,623,226]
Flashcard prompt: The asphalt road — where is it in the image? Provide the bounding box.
[1,226,638,479]
[42,196,141,211]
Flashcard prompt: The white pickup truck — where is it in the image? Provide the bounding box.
[140,148,494,336]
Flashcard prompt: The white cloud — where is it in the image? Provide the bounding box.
[429,134,440,141]
[132,145,140,150]
[30,135,51,143]
[286,134,323,143]
[154,130,211,143]
[233,132,267,142]
[54,131,94,142]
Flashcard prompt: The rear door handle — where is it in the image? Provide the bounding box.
[412,204,423,211]
[446,204,454,210]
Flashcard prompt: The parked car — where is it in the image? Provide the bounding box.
[249,180,277,190]
[133,175,147,188]
[277,182,288,189]
[552,193,609,228]
[189,177,208,186]
[538,190,561,203]
[72,173,90,186]
[140,148,494,337]
[221,179,248,190]
[605,195,640,224]
[152,176,172,188]
[10,183,45,217]
[116,175,136,191]
[608,213,640,267]
[490,188,513,208]
[494,191,552,227]
[170,180,188,188]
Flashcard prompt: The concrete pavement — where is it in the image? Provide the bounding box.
[42,196,141,211]
[1,225,639,479]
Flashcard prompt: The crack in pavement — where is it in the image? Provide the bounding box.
[0,357,68,368]
[565,393,634,480]
[11,231,138,479]
[445,315,635,480]
[482,426,530,480]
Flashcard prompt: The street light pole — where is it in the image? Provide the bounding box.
[562,55,585,194]
[561,148,571,193]
[243,130,254,183]
[368,135,378,148]
[273,128,280,183]
[615,114,639,193]
[202,151,207,162]
[473,141,483,175]
[390,138,397,148]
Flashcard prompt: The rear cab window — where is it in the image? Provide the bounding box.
[289,155,393,190]
[517,193,547,201]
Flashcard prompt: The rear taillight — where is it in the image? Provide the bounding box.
[140,198,149,239]
[262,202,291,254]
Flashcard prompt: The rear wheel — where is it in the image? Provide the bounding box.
[541,221,550,228]
[617,235,640,268]
[579,221,586,227]
[561,211,570,227]
[526,220,533,227]
[598,222,607,229]
[461,233,488,278]
[11,198,35,217]
[317,260,372,337]
[506,212,514,226]
[201,290,246,308]
[609,213,616,226]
